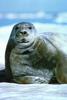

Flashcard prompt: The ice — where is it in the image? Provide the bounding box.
[0,83,67,100]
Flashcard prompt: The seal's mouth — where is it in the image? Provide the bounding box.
[18,38,29,43]
[21,39,29,43]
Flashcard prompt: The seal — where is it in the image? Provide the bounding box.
[5,22,67,84]
[5,22,37,83]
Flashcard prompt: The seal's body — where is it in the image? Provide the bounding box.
[5,22,67,84]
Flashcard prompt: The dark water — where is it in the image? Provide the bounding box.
[0,18,53,27]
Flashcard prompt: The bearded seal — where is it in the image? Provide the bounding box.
[5,22,67,84]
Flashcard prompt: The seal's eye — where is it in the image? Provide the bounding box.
[15,26,19,30]
[28,27,32,30]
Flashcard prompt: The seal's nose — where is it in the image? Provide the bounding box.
[20,31,28,36]
[23,31,27,35]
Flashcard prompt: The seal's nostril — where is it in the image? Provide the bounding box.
[21,31,28,36]
[23,31,27,34]
[20,31,27,35]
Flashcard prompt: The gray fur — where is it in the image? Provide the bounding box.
[5,22,67,84]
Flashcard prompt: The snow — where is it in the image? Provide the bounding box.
[0,83,67,100]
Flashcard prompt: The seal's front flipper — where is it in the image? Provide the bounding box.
[0,69,6,82]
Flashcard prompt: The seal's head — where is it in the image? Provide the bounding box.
[11,22,36,47]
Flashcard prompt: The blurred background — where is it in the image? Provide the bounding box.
[0,0,67,68]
